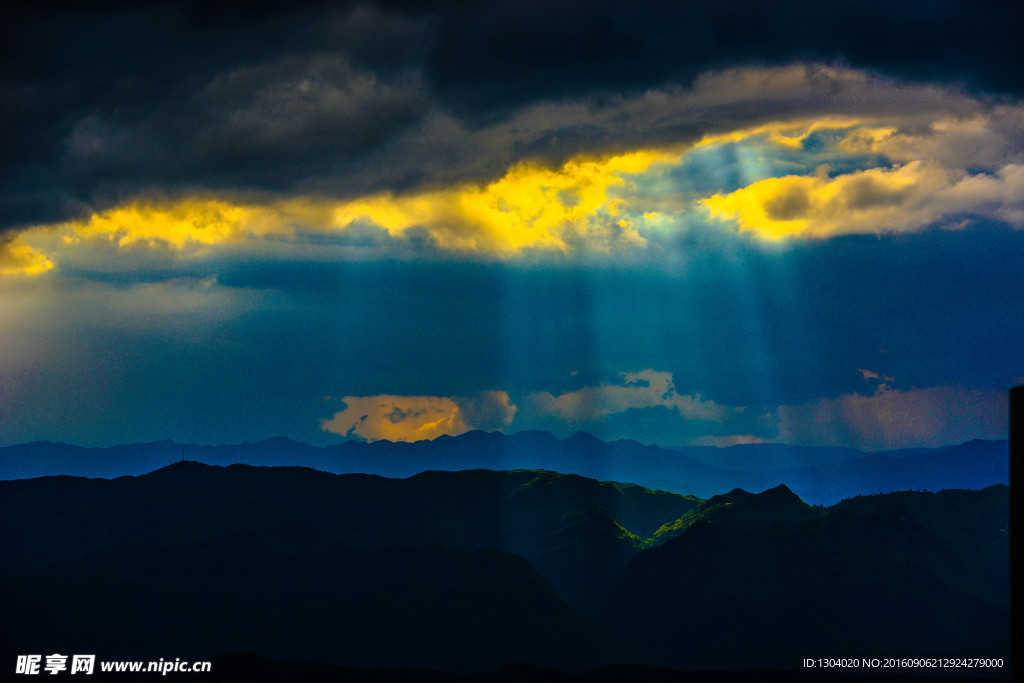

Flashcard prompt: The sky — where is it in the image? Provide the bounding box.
[1,0,1022,450]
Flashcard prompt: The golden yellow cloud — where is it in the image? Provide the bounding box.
[60,198,296,252]
[330,150,673,254]
[0,236,54,277]
[702,162,958,239]
[323,395,468,442]
[43,149,676,260]
[322,390,518,442]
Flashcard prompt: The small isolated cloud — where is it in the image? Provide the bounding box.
[858,368,895,385]
[774,384,1007,450]
[456,390,519,431]
[322,390,516,442]
[526,369,728,424]
[323,395,466,442]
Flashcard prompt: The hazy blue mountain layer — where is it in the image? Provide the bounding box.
[0,431,1008,505]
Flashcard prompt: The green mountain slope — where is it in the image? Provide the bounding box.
[606,485,1009,670]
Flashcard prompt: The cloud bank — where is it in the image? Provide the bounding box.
[4,65,1020,273]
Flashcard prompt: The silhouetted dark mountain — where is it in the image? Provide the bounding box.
[7,536,603,672]
[829,486,1010,608]
[0,432,1008,505]
[606,484,1010,671]
[1,465,657,671]
[0,462,1008,677]
[0,464,698,621]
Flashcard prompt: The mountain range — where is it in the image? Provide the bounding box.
[0,431,1009,505]
[0,462,1009,677]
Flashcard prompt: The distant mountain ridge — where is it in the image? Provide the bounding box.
[0,431,1008,505]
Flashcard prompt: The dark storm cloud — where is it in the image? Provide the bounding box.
[1,0,434,228]
[3,0,1023,234]
[426,0,1024,112]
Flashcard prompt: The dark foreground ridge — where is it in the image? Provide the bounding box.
[0,463,1010,677]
